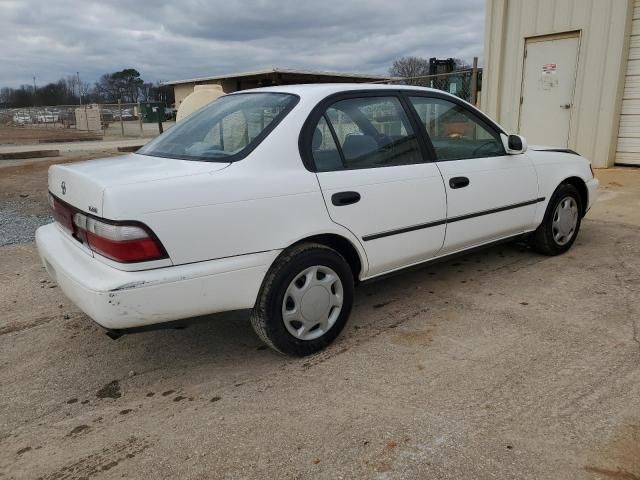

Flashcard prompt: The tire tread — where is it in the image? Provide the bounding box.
[530,183,582,256]
[250,242,351,355]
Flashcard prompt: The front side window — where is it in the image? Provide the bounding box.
[139,92,298,162]
[409,96,505,161]
[311,96,422,171]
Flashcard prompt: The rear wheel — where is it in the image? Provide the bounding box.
[250,243,354,356]
[530,183,582,255]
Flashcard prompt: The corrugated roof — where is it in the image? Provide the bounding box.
[162,67,390,86]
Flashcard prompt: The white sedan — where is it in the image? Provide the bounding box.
[36,84,599,356]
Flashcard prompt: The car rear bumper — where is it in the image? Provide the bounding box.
[35,223,279,330]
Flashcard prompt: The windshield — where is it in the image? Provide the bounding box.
[138,92,298,162]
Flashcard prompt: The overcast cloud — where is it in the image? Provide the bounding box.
[0,0,485,88]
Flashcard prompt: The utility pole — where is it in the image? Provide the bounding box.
[470,57,479,106]
[77,72,83,105]
[33,75,37,106]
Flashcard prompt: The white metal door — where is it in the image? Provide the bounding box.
[309,94,447,278]
[436,155,540,253]
[519,34,580,147]
[406,94,539,254]
[317,164,446,277]
[616,0,640,166]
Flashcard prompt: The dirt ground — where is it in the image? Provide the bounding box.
[0,156,639,480]
[0,126,101,145]
[0,122,168,147]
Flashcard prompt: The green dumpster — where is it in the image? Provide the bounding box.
[139,102,166,123]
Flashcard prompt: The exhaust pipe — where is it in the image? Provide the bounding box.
[104,329,123,340]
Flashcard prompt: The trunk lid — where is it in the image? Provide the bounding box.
[48,153,230,216]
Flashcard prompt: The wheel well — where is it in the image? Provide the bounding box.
[292,234,363,281]
[562,176,588,216]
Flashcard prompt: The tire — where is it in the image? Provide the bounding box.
[250,243,354,356]
[530,183,583,255]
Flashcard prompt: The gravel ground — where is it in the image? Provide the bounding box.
[0,198,51,246]
[1,161,639,479]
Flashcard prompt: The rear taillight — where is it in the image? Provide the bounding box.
[49,194,73,233]
[49,193,166,263]
[73,213,165,263]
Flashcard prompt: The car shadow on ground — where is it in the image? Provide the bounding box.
[96,239,546,376]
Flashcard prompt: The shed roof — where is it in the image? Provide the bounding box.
[163,67,390,86]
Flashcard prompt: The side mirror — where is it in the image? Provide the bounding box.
[501,133,527,154]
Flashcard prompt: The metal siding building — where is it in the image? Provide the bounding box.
[482,0,637,167]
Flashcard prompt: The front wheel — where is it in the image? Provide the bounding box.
[530,183,583,255]
[250,243,354,356]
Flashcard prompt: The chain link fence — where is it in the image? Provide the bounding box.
[0,102,175,144]
[375,68,482,106]
[98,103,145,138]
[0,74,481,145]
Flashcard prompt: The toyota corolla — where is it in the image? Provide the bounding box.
[36,84,599,356]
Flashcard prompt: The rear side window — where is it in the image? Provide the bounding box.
[408,96,505,161]
[138,92,298,162]
[311,96,422,171]
[312,116,343,171]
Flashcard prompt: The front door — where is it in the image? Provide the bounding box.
[406,94,540,253]
[519,33,580,147]
[305,94,447,277]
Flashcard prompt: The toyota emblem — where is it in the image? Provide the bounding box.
[61,181,66,195]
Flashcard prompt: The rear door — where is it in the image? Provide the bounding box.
[406,94,540,253]
[303,93,447,277]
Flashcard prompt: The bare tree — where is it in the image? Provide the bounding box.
[389,56,431,86]
[65,75,80,99]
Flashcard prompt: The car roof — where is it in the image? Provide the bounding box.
[233,83,454,100]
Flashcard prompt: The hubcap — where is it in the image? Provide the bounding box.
[282,265,343,341]
[552,196,578,246]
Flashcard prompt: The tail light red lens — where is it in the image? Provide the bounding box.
[49,194,74,233]
[49,193,167,263]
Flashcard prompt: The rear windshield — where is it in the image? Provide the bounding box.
[138,92,298,162]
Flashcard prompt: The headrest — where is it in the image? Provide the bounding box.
[342,134,377,159]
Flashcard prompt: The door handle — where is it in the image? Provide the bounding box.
[449,177,470,189]
[331,191,361,206]
[560,104,571,109]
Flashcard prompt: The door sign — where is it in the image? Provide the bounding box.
[540,63,559,90]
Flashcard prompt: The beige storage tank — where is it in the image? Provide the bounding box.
[176,84,224,122]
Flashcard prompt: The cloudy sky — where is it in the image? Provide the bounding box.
[0,0,485,88]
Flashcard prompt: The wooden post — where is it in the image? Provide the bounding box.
[137,102,143,137]
[471,57,479,106]
[157,107,164,135]
[118,99,124,137]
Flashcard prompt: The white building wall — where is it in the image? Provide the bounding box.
[616,0,640,165]
[482,0,634,168]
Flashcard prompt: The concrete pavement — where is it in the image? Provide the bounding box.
[0,138,150,157]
